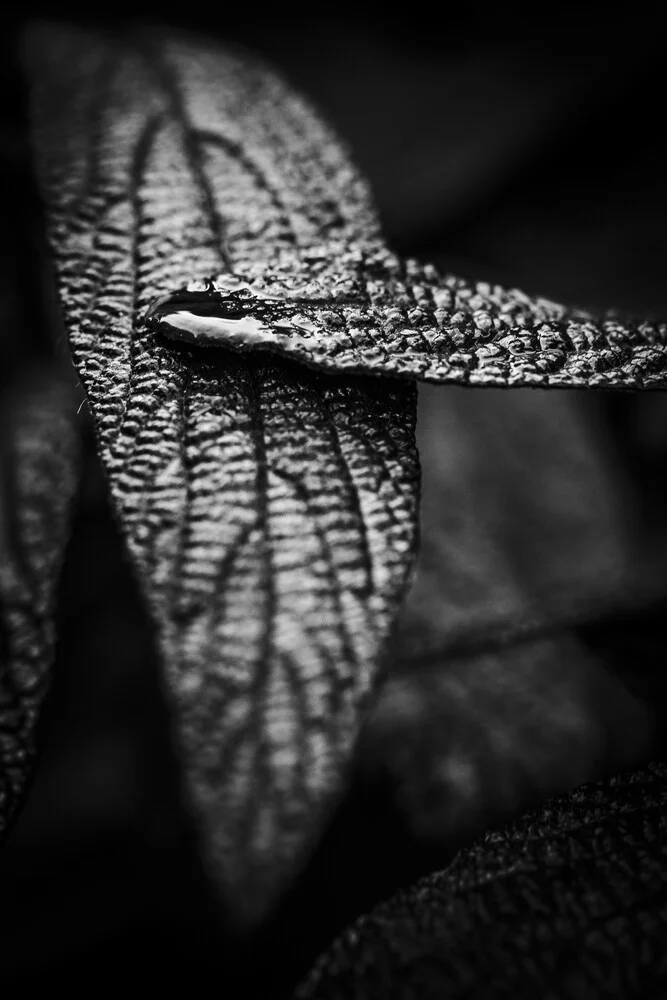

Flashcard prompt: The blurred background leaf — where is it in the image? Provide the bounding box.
[295,763,667,999]
[0,30,80,846]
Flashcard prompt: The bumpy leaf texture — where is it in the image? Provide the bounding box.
[22,18,667,930]
[0,365,79,841]
[294,762,667,999]
[21,21,420,926]
[148,249,667,391]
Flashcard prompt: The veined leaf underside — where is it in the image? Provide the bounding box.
[22,22,419,925]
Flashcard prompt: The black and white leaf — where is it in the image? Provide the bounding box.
[294,762,667,999]
[0,364,79,841]
[22,16,667,939]
[148,243,667,391]
[22,21,419,926]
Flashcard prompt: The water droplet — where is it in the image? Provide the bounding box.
[145,284,321,352]
[145,286,246,324]
[157,310,271,347]
[290,314,319,336]
[145,271,364,353]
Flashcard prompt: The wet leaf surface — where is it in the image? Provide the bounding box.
[149,242,667,391]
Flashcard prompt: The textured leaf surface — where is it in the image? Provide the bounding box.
[24,15,667,938]
[22,22,419,925]
[149,248,667,392]
[294,762,667,999]
[0,365,79,841]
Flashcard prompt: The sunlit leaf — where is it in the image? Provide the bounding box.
[22,21,419,926]
[295,762,667,999]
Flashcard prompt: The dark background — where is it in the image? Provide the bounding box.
[3,10,667,994]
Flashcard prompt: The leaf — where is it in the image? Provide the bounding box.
[0,364,80,842]
[358,385,666,849]
[148,250,667,392]
[21,21,419,926]
[294,761,667,999]
[22,17,667,933]
[1,35,81,843]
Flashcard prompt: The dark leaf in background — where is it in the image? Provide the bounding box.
[0,366,79,841]
[0,36,81,847]
[22,20,419,927]
[358,382,667,849]
[294,762,667,999]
